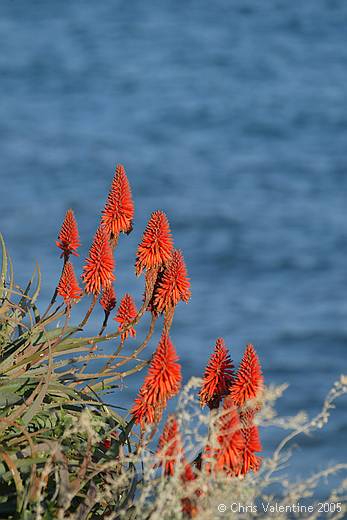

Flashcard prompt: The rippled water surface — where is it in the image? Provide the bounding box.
[1,0,347,491]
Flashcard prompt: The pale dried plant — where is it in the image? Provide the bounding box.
[27,375,346,520]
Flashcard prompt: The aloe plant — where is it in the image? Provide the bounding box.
[0,233,142,518]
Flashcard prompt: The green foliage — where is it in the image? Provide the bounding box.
[0,235,137,519]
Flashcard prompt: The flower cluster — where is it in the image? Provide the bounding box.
[101,164,134,238]
[56,209,80,260]
[57,261,82,305]
[52,162,264,519]
[82,225,115,295]
[202,342,263,477]
[131,334,182,427]
[152,249,191,313]
[115,293,138,340]
[199,338,234,409]
[156,416,200,518]
[99,284,117,315]
[135,210,174,276]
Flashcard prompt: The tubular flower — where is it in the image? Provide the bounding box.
[100,284,117,314]
[135,211,174,276]
[157,416,183,476]
[199,338,234,409]
[82,226,115,295]
[229,344,263,407]
[57,261,82,305]
[56,209,80,259]
[153,249,191,313]
[131,334,182,427]
[208,397,245,476]
[237,424,262,476]
[101,164,134,237]
[115,293,138,340]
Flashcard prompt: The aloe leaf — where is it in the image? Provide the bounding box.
[30,325,79,346]
[31,302,41,324]
[30,264,41,307]
[0,391,23,407]
[21,342,53,425]
[0,456,48,479]
[0,233,8,300]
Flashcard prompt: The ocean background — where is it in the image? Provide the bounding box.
[1,0,346,497]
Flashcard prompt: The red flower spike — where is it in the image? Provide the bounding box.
[100,284,117,314]
[101,164,134,237]
[56,209,80,259]
[114,293,138,340]
[82,226,115,295]
[131,334,182,427]
[135,211,174,276]
[157,416,183,477]
[199,338,234,410]
[237,424,262,476]
[153,249,191,313]
[157,421,200,518]
[57,261,82,305]
[205,397,245,476]
[181,463,197,483]
[239,407,259,427]
[230,344,263,407]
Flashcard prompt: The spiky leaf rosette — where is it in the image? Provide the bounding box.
[56,209,80,259]
[131,334,182,427]
[99,284,117,314]
[135,211,174,276]
[153,249,191,313]
[237,424,262,476]
[82,226,115,295]
[114,293,138,340]
[157,415,183,476]
[57,261,82,305]
[199,338,234,410]
[101,164,134,237]
[206,397,245,476]
[229,344,263,407]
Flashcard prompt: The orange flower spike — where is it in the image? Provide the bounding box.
[56,209,80,259]
[212,397,245,475]
[238,424,262,476]
[57,261,82,305]
[135,210,174,276]
[157,416,183,477]
[100,284,117,315]
[153,249,191,313]
[101,164,134,237]
[131,334,182,427]
[82,226,115,295]
[181,463,197,483]
[199,338,234,410]
[114,293,138,340]
[230,344,263,407]
[129,390,159,427]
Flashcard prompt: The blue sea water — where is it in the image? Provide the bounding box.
[1,0,347,496]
